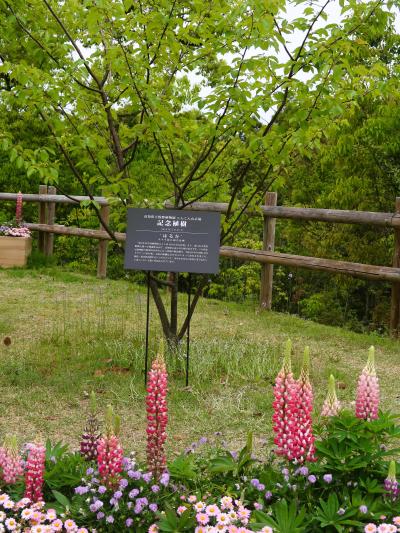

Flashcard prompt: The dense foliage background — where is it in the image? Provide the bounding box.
[0,0,399,334]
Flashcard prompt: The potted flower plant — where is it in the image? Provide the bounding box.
[0,191,32,268]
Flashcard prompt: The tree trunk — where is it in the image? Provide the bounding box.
[148,271,208,348]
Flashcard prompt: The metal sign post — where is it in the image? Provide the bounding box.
[144,271,150,386]
[186,273,192,387]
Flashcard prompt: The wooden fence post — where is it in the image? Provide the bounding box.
[260,192,277,310]
[38,184,47,253]
[44,185,56,256]
[390,197,400,337]
[97,204,110,278]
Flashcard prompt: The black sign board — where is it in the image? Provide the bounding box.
[124,208,220,274]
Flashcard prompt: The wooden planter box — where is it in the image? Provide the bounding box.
[0,236,32,268]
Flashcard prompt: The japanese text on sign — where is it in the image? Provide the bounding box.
[124,208,220,274]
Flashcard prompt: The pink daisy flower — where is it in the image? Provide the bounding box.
[196,513,210,525]
[206,505,220,517]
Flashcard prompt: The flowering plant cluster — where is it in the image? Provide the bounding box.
[156,495,274,533]
[0,342,396,533]
[0,225,31,237]
[0,492,90,532]
[364,518,400,532]
[0,191,31,237]
[72,457,173,531]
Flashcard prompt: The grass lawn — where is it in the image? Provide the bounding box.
[0,267,399,458]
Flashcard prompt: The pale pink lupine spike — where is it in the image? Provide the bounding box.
[24,443,46,502]
[272,339,300,461]
[355,346,380,421]
[146,339,168,480]
[1,435,23,485]
[295,346,316,463]
[321,375,341,417]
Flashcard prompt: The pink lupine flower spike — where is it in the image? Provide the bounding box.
[295,347,316,462]
[272,339,300,461]
[97,405,123,488]
[146,340,168,480]
[24,443,46,502]
[355,346,380,421]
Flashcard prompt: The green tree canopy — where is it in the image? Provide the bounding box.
[0,0,397,341]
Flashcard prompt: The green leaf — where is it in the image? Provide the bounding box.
[208,454,237,473]
[51,490,70,509]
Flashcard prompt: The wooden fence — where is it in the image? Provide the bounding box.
[0,186,110,278]
[1,187,399,336]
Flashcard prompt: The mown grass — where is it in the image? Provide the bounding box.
[0,267,399,459]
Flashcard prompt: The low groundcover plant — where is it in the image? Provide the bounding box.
[0,225,31,237]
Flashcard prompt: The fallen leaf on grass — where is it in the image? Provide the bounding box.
[3,337,11,346]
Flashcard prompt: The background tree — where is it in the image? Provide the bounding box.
[0,0,396,343]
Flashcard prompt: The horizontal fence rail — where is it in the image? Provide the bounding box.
[0,192,109,206]
[25,223,126,241]
[220,247,400,283]
[260,205,400,227]
[24,224,400,283]
[1,187,400,336]
[165,200,400,226]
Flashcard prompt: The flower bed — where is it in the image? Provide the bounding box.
[0,192,32,268]
[0,342,398,532]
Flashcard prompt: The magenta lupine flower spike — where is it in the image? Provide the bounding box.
[321,375,341,417]
[295,347,316,463]
[16,191,23,225]
[272,339,300,461]
[97,405,123,488]
[81,391,101,461]
[24,443,46,502]
[355,346,380,421]
[146,339,168,480]
[384,460,399,501]
[0,435,24,484]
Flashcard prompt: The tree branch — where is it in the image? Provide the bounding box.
[37,107,120,245]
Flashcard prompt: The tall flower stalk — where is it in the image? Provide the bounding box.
[355,346,380,421]
[80,392,101,461]
[321,375,341,417]
[1,435,24,485]
[384,460,399,501]
[146,340,168,480]
[295,347,316,463]
[97,405,123,488]
[272,339,299,461]
[24,443,46,502]
[0,435,24,485]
